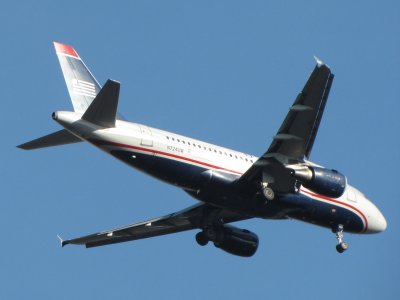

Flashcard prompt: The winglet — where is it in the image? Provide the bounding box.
[313,56,331,69]
[57,235,68,248]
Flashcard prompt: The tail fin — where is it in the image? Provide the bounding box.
[18,43,122,151]
[54,42,101,113]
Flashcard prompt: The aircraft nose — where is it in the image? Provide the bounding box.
[366,205,387,233]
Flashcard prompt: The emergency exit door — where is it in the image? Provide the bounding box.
[139,125,153,147]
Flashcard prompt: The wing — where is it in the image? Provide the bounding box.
[60,203,247,248]
[237,59,334,192]
[267,59,333,160]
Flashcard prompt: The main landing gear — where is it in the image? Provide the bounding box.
[261,183,275,201]
[195,209,222,247]
[333,224,348,253]
[195,231,209,246]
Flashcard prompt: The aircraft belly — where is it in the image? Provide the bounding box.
[280,193,365,233]
[109,149,255,212]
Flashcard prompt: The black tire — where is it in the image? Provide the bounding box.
[336,242,348,253]
[195,232,208,246]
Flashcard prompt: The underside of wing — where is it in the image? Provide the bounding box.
[60,203,247,248]
[237,59,334,192]
[267,60,333,161]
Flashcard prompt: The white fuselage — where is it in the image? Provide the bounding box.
[53,111,387,234]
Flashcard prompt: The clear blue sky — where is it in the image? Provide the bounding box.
[2,1,399,299]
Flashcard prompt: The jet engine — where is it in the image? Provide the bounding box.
[197,225,259,257]
[291,166,346,198]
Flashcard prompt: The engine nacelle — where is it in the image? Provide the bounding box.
[213,225,259,257]
[292,166,346,198]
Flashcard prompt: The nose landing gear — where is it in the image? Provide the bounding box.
[333,224,348,253]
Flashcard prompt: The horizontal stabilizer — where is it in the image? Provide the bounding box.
[17,129,82,150]
[81,79,120,127]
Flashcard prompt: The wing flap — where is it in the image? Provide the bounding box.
[86,223,194,248]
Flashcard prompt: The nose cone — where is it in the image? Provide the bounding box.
[365,202,387,234]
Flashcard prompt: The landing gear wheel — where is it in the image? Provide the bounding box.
[333,224,348,253]
[195,232,208,246]
[336,242,349,253]
[263,187,275,201]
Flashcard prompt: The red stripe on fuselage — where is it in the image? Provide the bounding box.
[300,188,368,232]
[90,139,243,175]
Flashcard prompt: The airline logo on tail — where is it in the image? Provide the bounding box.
[53,41,101,113]
[71,79,96,98]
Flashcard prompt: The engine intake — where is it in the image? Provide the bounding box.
[292,166,346,198]
[213,225,259,257]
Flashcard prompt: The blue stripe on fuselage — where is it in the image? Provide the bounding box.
[110,149,208,190]
[279,193,365,233]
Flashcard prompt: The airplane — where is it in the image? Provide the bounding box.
[18,42,387,257]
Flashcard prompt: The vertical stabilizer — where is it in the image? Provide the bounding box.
[82,79,120,128]
[54,42,101,113]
